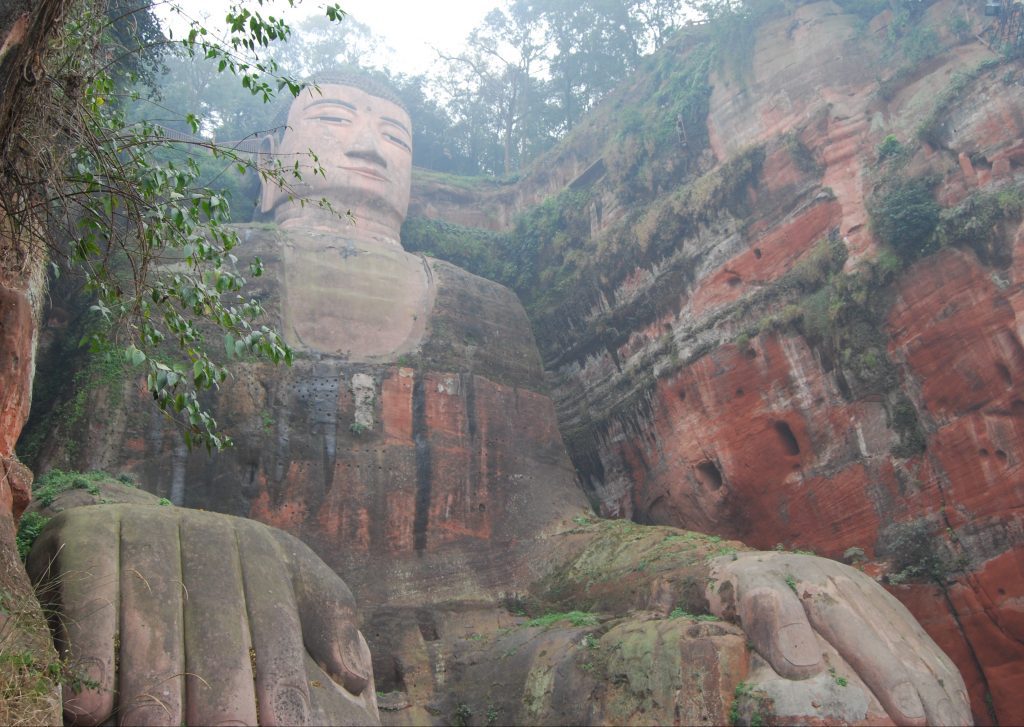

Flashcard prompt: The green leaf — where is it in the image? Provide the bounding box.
[126,346,146,367]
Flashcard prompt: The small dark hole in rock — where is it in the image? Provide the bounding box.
[695,461,724,490]
[774,421,801,456]
[996,362,1012,387]
[754,247,762,259]
[417,610,439,642]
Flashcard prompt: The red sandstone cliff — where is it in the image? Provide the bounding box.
[22,0,1024,724]
[402,2,1024,723]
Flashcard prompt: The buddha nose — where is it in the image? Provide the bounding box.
[345,121,387,168]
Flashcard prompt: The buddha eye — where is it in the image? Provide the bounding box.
[315,115,351,125]
[384,133,411,152]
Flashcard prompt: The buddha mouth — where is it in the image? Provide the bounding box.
[341,166,388,181]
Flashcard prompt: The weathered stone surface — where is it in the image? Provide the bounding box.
[36,231,972,723]
[27,501,380,726]
[432,613,749,727]
[280,228,432,360]
[455,3,1022,722]
[27,50,987,724]
[0,287,35,459]
[0,57,58,714]
[366,520,968,726]
[0,483,60,727]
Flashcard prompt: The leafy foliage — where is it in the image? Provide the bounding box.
[879,518,954,584]
[31,469,107,507]
[526,610,599,628]
[870,176,941,262]
[936,186,1024,266]
[15,513,51,561]
[693,0,786,82]
[2,0,354,450]
[876,134,903,161]
[889,395,926,458]
[427,0,692,175]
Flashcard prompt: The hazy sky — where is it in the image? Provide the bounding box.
[160,0,491,75]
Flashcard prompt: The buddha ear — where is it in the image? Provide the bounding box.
[257,134,281,214]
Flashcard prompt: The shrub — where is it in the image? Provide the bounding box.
[936,187,1024,266]
[32,469,108,507]
[876,135,903,161]
[889,395,927,457]
[947,16,971,42]
[526,611,599,628]
[785,132,822,175]
[878,518,952,583]
[15,513,51,560]
[902,26,940,64]
[870,177,940,261]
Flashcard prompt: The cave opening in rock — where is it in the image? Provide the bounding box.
[774,420,801,456]
[695,460,723,490]
[417,609,440,642]
[996,362,1013,387]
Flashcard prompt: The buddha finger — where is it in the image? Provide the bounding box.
[798,570,929,726]
[181,511,258,726]
[280,529,372,697]
[827,569,970,726]
[26,507,121,726]
[709,553,823,680]
[116,507,186,726]
[235,519,312,726]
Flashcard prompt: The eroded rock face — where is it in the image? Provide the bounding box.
[31,226,974,724]
[0,216,59,724]
[1,286,35,518]
[473,3,1022,722]
[25,28,992,724]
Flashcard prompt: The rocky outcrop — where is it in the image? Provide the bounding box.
[28,218,977,724]
[24,1,1023,723]
[401,2,1024,723]
[32,224,592,614]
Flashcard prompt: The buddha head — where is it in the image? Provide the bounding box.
[259,75,413,240]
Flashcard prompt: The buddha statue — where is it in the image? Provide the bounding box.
[27,77,972,726]
[256,77,430,361]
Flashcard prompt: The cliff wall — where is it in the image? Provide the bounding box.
[20,0,1024,723]
[403,1,1024,722]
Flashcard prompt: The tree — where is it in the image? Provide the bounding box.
[272,13,383,78]
[531,0,641,131]
[429,0,692,175]
[2,0,347,450]
[434,4,553,176]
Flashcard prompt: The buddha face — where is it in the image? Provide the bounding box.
[266,84,414,228]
